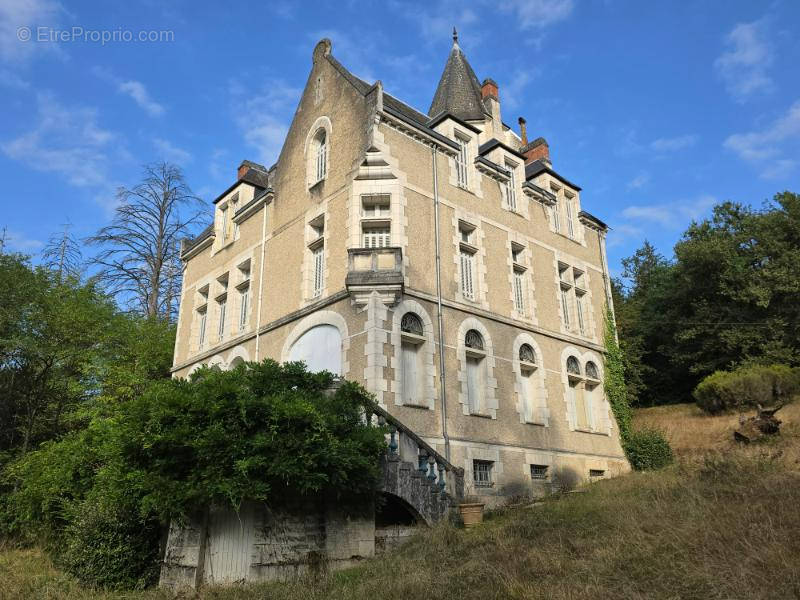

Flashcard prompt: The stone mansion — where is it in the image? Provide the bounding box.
[172,33,629,502]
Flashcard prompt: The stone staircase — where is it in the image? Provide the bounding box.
[368,403,464,525]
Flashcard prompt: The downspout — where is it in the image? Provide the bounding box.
[254,196,269,361]
[431,145,450,461]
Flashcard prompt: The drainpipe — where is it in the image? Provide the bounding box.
[254,196,269,361]
[431,145,450,461]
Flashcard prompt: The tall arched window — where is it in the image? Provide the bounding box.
[313,129,327,183]
[566,355,592,431]
[518,343,537,423]
[465,329,486,414]
[288,324,341,374]
[399,313,425,406]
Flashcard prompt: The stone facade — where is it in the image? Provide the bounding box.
[172,34,629,516]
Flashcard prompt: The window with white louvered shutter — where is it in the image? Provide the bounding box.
[461,251,475,300]
[312,246,324,297]
[362,226,390,248]
[513,270,525,314]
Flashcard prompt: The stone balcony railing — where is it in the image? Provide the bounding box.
[345,247,404,305]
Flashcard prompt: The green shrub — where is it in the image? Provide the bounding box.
[693,364,800,414]
[625,429,674,471]
[59,500,161,590]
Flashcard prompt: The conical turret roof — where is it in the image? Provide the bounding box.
[428,29,487,121]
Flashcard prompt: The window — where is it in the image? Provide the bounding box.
[560,287,571,327]
[220,205,229,242]
[363,225,390,248]
[217,297,227,339]
[197,308,207,348]
[399,313,425,406]
[465,329,486,414]
[530,465,549,480]
[586,361,599,380]
[308,216,325,298]
[559,263,590,334]
[459,222,477,301]
[312,247,324,297]
[519,345,538,423]
[231,193,240,239]
[315,130,327,183]
[505,160,517,211]
[238,286,249,331]
[552,189,561,233]
[472,460,493,488]
[575,293,585,334]
[565,195,575,239]
[455,133,470,188]
[519,343,536,364]
[589,469,605,479]
[566,356,597,432]
[513,270,525,315]
[361,195,390,218]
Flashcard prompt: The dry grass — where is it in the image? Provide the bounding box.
[3,403,800,600]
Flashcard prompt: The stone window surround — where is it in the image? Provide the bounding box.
[543,177,586,247]
[304,115,333,190]
[463,445,502,495]
[456,317,498,419]
[302,207,329,305]
[558,345,612,435]
[434,120,483,199]
[452,211,489,309]
[506,235,538,324]
[280,310,350,377]
[552,253,598,342]
[511,333,550,426]
[390,299,436,410]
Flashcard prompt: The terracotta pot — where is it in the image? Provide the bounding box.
[459,502,485,528]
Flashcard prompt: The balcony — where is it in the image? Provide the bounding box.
[345,247,404,306]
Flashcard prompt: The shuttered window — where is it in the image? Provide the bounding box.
[505,161,517,211]
[217,297,226,339]
[401,341,420,404]
[315,132,327,182]
[565,196,575,238]
[461,250,475,300]
[466,355,483,413]
[513,270,525,314]
[198,309,207,347]
[560,287,571,327]
[312,246,324,297]
[238,286,249,330]
[362,226,390,248]
[576,292,585,334]
[456,135,469,188]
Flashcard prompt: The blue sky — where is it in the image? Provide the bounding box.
[1,0,798,276]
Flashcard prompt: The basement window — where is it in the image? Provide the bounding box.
[589,469,605,479]
[472,459,494,488]
[530,465,549,480]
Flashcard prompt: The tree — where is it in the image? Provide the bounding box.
[87,162,205,320]
[40,223,83,283]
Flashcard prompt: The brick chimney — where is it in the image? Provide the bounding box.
[481,78,498,101]
[481,78,502,134]
[237,161,250,180]
[522,137,551,167]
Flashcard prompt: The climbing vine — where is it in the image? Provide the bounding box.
[604,307,672,470]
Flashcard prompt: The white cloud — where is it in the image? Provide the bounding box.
[715,19,774,102]
[1,228,43,253]
[230,78,300,167]
[500,0,574,30]
[153,138,191,165]
[723,100,800,179]
[606,223,644,249]
[0,67,29,89]
[501,69,538,110]
[626,172,649,190]
[622,195,717,228]
[650,134,698,152]
[1,92,117,188]
[0,0,63,62]
[118,80,164,116]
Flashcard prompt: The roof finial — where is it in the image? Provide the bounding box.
[452,27,458,44]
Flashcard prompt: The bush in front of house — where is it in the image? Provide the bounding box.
[2,359,387,589]
[625,429,674,471]
[693,364,800,414]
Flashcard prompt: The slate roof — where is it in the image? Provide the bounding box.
[525,159,582,191]
[428,33,488,121]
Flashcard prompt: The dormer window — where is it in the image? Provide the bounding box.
[311,128,327,185]
[455,132,470,189]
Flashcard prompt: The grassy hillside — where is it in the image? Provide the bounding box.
[2,403,799,600]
